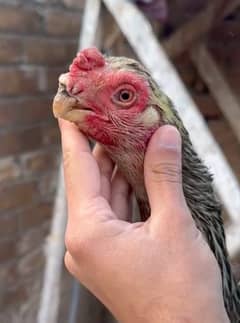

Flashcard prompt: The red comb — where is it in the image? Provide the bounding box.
[69,47,105,74]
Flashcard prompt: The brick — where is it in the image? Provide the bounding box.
[21,149,59,176]
[24,38,77,65]
[45,66,68,92]
[1,284,27,308]
[42,122,60,145]
[0,308,21,323]
[0,238,17,262]
[0,123,59,158]
[0,261,18,289]
[18,221,50,255]
[0,6,43,33]
[18,246,44,277]
[0,277,42,322]
[62,0,85,10]
[5,67,60,98]
[0,97,54,129]
[19,201,52,231]
[19,276,43,323]
[0,181,38,213]
[45,9,81,37]
[0,265,42,296]
[0,126,42,157]
[0,36,23,64]
[4,273,43,323]
[0,0,20,4]
[0,213,18,238]
[0,157,21,183]
[0,67,45,96]
[0,272,43,320]
[39,171,57,200]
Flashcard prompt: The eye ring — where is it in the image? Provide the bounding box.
[119,90,133,102]
[112,85,137,107]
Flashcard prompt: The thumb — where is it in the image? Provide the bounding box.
[144,125,187,215]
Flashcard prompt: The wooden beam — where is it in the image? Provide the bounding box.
[191,42,240,143]
[163,0,240,59]
[79,0,102,50]
[37,167,67,323]
[103,0,240,256]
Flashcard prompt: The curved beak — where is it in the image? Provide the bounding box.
[52,73,94,123]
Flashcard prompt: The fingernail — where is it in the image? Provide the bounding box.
[156,125,181,150]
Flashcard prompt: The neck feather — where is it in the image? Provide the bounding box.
[181,131,240,322]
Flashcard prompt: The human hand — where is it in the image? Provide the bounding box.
[59,119,230,323]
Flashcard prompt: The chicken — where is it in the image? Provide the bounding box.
[53,47,240,322]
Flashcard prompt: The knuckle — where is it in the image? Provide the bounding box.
[65,232,78,255]
[65,198,112,260]
[77,234,93,257]
[65,230,92,259]
[150,161,182,184]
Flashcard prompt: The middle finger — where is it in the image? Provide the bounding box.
[93,144,114,202]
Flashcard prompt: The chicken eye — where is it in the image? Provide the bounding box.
[119,90,132,102]
[112,85,137,107]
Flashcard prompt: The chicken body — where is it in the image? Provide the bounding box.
[53,48,240,322]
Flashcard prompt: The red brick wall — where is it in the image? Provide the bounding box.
[0,0,84,322]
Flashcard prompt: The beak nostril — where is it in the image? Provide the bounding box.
[70,83,84,96]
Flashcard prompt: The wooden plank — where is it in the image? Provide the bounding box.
[37,167,67,323]
[191,42,240,143]
[163,0,240,59]
[79,0,102,49]
[103,0,240,256]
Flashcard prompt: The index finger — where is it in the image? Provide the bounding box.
[59,119,101,208]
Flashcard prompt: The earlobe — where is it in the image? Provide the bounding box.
[138,106,160,126]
